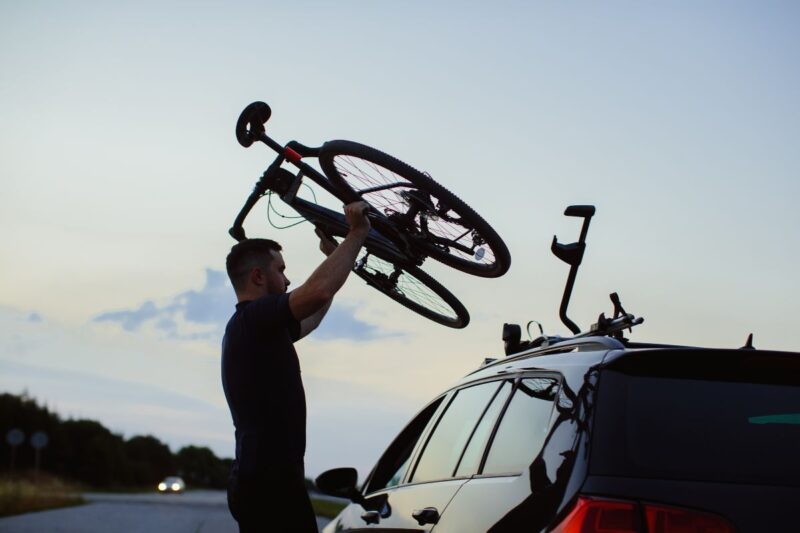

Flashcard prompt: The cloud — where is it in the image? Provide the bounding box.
[93,268,395,342]
[312,302,400,341]
[173,269,232,326]
[93,269,233,339]
[95,300,161,332]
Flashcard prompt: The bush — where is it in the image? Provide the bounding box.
[1,392,231,489]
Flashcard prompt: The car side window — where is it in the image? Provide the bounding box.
[364,397,445,493]
[481,377,560,476]
[411,381,504,484]
[454,380,512,477]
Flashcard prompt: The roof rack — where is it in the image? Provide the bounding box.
[503,205,644,356]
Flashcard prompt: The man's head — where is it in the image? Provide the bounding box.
[226,238,290,299]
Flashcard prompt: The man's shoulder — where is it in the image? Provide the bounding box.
[235,292,298,333]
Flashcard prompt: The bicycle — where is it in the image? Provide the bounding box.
[228,102,511,329]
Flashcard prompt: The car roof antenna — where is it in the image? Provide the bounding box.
[551,205,596,335]
[740,333,755,350]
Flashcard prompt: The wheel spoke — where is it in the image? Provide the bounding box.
[332,155,497,267]
[355,252,458,320]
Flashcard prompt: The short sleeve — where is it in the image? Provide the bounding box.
[241,293,301,340]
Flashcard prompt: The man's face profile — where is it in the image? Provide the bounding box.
[263,250,290,294]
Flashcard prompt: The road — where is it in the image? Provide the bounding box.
[0,491,331,532]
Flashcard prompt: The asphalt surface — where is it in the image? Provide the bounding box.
[0,490,331,532]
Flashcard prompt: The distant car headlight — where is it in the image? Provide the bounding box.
[158,482,167,491]
[171,483,181,491]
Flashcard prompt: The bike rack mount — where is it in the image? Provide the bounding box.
[551,205,596,335]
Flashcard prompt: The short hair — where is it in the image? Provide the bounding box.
[226,238,282,293]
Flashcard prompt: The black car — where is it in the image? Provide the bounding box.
[317,206,800,532]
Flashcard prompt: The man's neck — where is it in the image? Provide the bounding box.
[236,288,267,303]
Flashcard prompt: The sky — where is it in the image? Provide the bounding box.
[1,1,799,480]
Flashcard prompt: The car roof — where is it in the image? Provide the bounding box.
[459,336,620,386]
[458,335,800,388]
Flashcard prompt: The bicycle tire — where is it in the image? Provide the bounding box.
[352,251,470,329]
[289,198,469,328]
[318,140,511,278]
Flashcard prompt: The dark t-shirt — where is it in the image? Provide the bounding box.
[221,293,305,479]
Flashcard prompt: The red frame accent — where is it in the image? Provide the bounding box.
[284,146,302,162]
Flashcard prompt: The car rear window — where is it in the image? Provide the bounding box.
[591,351,800,487]
[411,381,504,483]
[481,377,560,476]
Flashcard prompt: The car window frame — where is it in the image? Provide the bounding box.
[405,375,516,485]
[361,393,450,496]
[362,371,565,496]
[473,371,563,479]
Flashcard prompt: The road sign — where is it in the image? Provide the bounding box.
[6,428,24,473]
[6,428,24,447]
[31,431,49,449]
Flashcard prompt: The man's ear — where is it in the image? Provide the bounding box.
[249,267,265,287]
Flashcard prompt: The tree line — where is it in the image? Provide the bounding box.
[0,392,231,489]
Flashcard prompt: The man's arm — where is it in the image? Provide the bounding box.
[298,298,332,339]
[297,229,339,339]
[288,202,370,321]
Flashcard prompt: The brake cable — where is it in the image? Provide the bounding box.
[265,184,319,229]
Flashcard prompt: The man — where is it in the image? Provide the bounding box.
[222,201,370,532]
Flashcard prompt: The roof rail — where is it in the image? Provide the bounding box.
[502,331,625,358]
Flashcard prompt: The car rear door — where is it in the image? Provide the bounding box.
[431,375,565,532]
[336,379,513,531]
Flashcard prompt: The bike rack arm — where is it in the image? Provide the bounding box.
[551,205,595,334]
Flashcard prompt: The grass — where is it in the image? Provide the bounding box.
[310,497,348,519]
[0,473,85,518]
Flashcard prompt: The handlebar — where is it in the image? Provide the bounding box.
[228,156,288,241]
[229,191,259,241]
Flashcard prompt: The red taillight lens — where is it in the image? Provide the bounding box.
[551,497,642,533]
[551,497,735,533]
[644,504,735,533]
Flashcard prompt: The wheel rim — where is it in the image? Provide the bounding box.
[354,252,463,325]
[332,154,499,271]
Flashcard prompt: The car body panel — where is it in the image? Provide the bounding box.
[429,474,527,533]
[332,479,468,531]
[322,339,800,532]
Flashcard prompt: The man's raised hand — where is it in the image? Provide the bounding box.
[315,227,338,256]
[344,201,370,236]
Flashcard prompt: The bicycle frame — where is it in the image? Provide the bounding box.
[229,125,425,266]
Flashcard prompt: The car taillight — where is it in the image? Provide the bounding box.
[551,497,641,533]
[551,496,735,533]
[643,503,735,533]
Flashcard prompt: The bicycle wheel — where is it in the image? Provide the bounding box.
[289,199,468,328]
[352,251,470,329]
[319,140,511,278]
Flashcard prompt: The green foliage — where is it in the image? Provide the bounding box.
[125,436,176,485]
[0,392,230,489]
[0,473,84,518]
[0,392,61,473]
[50,420,128,487]
[176,445,229,488]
